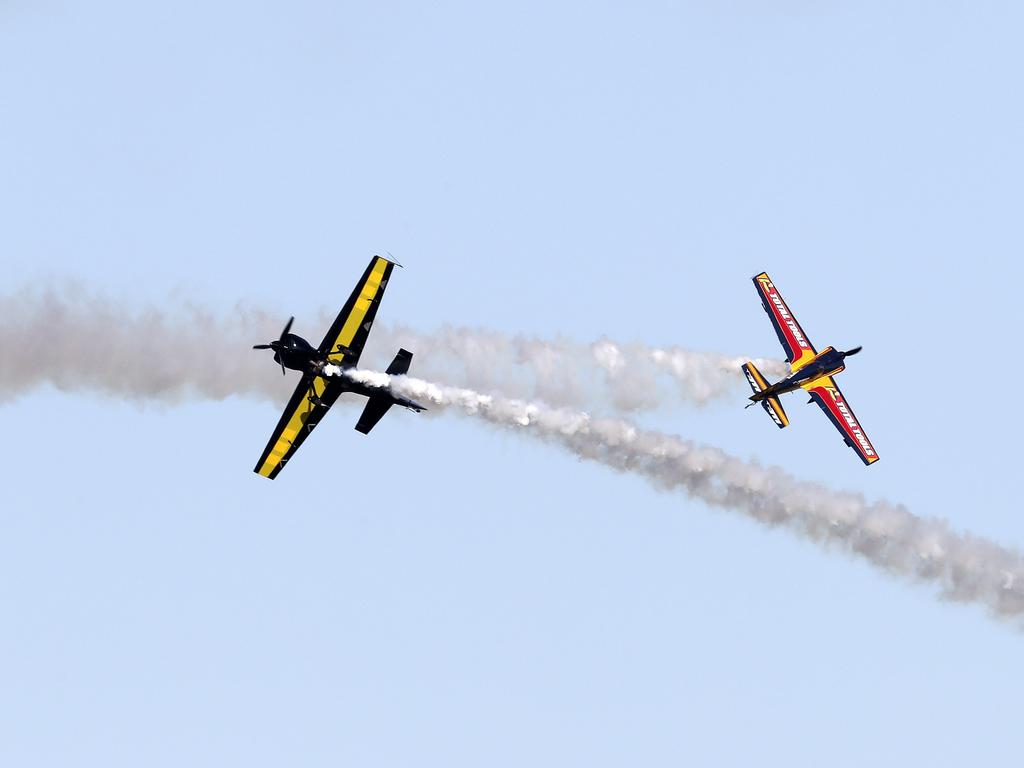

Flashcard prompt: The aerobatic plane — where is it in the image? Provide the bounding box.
[742,271,879,466]
[252,255,426,479]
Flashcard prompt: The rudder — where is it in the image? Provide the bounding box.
[386,348,413,376]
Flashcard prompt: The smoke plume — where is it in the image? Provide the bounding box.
[371,323,788,410]
[7,284,1023,625]
[0,285,785,409]
[341,369,1024,624]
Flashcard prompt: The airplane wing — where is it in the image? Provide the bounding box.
[802,377,880,466]
[318,255,397,368]
[752,272,817,371]
[253,255,399,479]
[253,374,346,479]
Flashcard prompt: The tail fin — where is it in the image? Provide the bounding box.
[355,349,416,434]
[742,362,789,429]
[742,362,770,396]
[760,395,789,429]
[386,348,413,375]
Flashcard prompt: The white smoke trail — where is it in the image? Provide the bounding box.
[0,285,295,404]
[4,284,1023,624]
[0,285,786,409]
[368,324,788,410]
[340,368,1024,624]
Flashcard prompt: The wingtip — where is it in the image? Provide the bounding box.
[378,252,403,268]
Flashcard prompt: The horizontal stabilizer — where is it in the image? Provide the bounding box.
[742,362,770,395]
[355,395,394,435]
[386,348,413,376]
[761,395,789,429]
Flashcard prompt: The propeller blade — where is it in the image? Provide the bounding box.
[844,346,863,356]
[253,344,272,350]
[281,360,286,376]
[280,316,294,339]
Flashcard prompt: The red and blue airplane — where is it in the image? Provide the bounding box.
[742,272,879,466]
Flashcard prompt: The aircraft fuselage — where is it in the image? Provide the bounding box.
[750,346,850,401]
[264,333,424,412]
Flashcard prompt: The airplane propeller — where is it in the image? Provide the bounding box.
[253,316,295,375]
[843,346,863,357]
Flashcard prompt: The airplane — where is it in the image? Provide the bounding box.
[741,271,879,465]
[252,255,426,479]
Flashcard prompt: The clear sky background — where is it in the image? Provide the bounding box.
[2,1,1023,766]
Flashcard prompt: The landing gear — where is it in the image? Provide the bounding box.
[303,381,324,430]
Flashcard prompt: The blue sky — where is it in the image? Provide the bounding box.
[2,1,1023,765]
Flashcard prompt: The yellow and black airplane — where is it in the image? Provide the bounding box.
[742,271,879,466]
[252,255,425,479]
